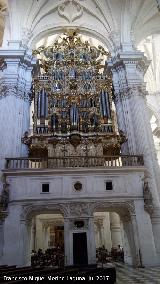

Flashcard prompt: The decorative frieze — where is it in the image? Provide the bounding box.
[0,45,35,102]
[69,203,89,217]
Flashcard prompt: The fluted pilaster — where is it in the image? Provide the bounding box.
[111,51,160,207]
[0,41,35,173]
[111,51,160,255]
[109,212,122,248]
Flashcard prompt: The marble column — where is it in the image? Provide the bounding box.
[122,217,136,266]
[2,204,27,266]
[98,219,103,247]
[88,217,96,264]
[35,217,43,250]
[133,200,159,266]
[111,52,160,254]
[42,222,50,251]
[0,41,35,194]
[94,218,103,247]
[110,212,122,248]
[30,218,36,251]
[94,214,112,250]
[64,218,72,266]
[94,224,99,248]
[111,67,130,154]
[151,210,160,254]
[25,221,32,266]
[120,219,132,265]
[103,213,112,250]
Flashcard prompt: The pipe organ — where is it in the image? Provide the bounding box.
[26,30,125,158]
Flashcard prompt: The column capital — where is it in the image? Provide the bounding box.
[0,47,36,66]
[109,51,149,101]
[111,51,150,72]
[42,221,50,230]
[0,47,36,102]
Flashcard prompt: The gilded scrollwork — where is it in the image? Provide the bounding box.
[26,30,126,160]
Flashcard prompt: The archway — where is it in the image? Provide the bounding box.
[94,212,124,264]
[92,203,142,267]
[30,213,64,267]
[21,204,67,267]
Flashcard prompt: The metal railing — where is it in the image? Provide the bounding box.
[5,155,144,170]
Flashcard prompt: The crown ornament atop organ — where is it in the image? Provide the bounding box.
[26,30,125,160]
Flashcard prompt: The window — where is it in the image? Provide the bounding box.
[42,183,49,193]
[105,181,113,190]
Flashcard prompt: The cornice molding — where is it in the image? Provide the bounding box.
[111,51,150,74]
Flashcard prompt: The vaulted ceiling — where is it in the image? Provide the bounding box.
[138,34,160,94]
[1,0,160,52]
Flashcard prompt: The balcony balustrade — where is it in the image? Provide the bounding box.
[5,155,144,170]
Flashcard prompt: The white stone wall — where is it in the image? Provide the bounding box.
[7,169,144,202]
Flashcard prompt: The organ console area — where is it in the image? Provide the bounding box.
[27,30,125,159]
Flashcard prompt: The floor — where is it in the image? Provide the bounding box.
[115,262,160,284]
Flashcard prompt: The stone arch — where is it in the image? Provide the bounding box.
[147,102,160,127]
[20,203,69,223]
[90,200,142,267]
[147,102,160,165]
[89,200,134,218]
[28,25,114,53]
[20,203,69,266]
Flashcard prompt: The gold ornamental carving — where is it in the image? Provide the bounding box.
[23,30,126,160]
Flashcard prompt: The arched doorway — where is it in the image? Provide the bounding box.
[30,213,64,267]
[92,203,142,267]
[94,212,124,263]
[21,204,67,267]
[31,214,64,252]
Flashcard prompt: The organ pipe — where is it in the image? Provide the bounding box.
[33,32,116,142]
[106,91,111,118]
[51,114,58,131]
[37,92,41,119]
[40,89,45,117]
[100,90,111,119]
[37,89,48,119]
[70,104,79,127]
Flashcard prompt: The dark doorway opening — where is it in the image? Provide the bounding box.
[73,232,88,265]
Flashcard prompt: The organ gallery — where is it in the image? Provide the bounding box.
[27,30,124,163]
